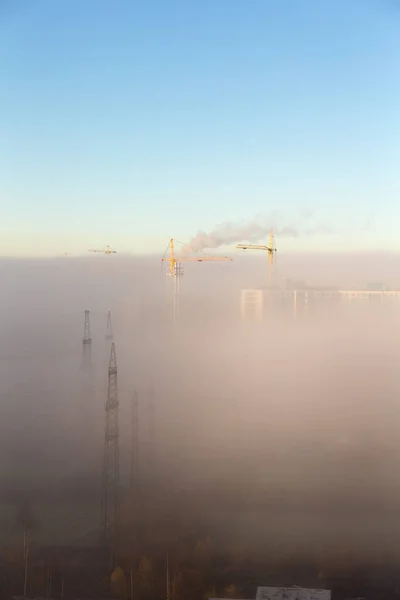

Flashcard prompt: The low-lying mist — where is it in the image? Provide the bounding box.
[1,252,400,565]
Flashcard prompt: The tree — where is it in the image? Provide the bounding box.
[174,568,205,600]
[203,586,217,600]
[135,556,156,600]
[223,583,241,598]
[111,566,127,599]
[15,497,37,597]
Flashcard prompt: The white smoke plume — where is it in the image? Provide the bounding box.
[183,214,333,253]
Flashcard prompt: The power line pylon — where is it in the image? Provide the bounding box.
[83,310,92,344]
[81,310,92,370]
[106,311,113,341]
[101,343,120,550]
[130,391,139,501]
[80,310,95,460]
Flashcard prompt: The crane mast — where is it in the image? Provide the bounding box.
[161,238,232,277]
[163,238,177,276]
[236,229,276,277]
[267,230,275,275]
[161,237,233,325]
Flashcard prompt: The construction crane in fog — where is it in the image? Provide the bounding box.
[161,238,233,276]
[88,245,117,255]
[236,229,276,277]
[161,238,233,325]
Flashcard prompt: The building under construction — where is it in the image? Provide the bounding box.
[160,232,400,325]
[240,287,400,322]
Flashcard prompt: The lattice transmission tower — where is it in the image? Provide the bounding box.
[81,308,95,451]
[106,311,113,341]
[101,343,120,543]
[83,310,92,344]
[82,309,92,369]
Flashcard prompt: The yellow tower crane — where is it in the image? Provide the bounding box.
[236,229,276,277]
[88,245,116,255]
[161,238,233,325]
[161,238,233,276]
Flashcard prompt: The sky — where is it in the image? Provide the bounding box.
[1,0,400,256]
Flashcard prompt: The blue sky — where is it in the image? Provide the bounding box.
[1,0,399,256]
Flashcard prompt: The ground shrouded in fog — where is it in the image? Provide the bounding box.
[1,253,400,565]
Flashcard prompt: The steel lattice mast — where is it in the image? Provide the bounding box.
[83,310,92,344]
[82,310,92,369]
[101,343,120,543]
[106,310,113,341]
[81,310,94,445]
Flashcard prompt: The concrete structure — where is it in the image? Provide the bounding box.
[211,587,330,600]
[256,587,331,600]
[240,288,264,321]
[240,289,400,321]
[211,586,331,600]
